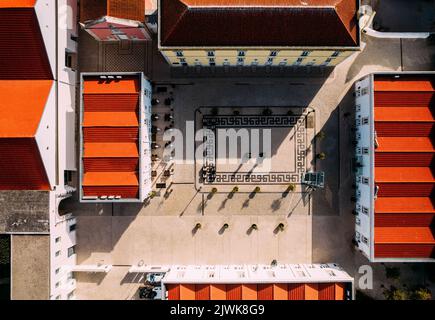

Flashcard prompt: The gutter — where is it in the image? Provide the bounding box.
[359,5,432,39]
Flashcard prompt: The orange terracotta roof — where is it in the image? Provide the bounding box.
[83,112,139,127]
[375,107,435,122]
[375,197,435,213]
[84,143,139,158]
[376,137,434,152]
[375,227,435,244]
[84,78,140,94]
[374,77,435,92]
[0,0,36,8]
[83,172,139,186]
[0,80,53,137]
[80,0,144,22]
[375,167,435,183]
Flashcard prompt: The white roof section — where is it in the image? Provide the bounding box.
[162,264,353,284]
[70,264,112,273]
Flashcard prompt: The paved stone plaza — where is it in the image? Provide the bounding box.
[73,31,435,299]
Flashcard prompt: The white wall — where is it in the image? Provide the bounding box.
[35,83,57,189]
[57,0,78,85]
[57,0,78,188]
[35,0,57,78]
[354,75,374,260]
[140,77,153,201]
[49,194,77,300]
[58,82,77,175]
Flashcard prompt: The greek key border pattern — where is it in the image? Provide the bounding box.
[200,114,307,185]
[202,115,302,128]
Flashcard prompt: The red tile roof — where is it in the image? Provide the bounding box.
[0,80,53,137]
[167,283,347,300]
[80,0,145,22]
[0,0,36,8]
[160,0,359,47]
[373,74,435,260]
[0,80,53,190]
[0,8,53,79]
[0,138,50,190]
[82,76,141,199]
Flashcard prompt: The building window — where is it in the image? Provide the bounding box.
[55,268,60,275]
[362,236,369,245]
[67,246,76,258]
[69,224,76,232]
[362,206,369,215]
[296,58,303,63]
[179,58,186,63]
[356,217,361,226]
[355,231,361,242]
[67,272,73,281]
[55,236,61,243]
[362,117,369,125]
[270,51,277,56]
[181,62,188,66]
[175,51,183,57]
[209,62,216,66]
[238,51,245,57]
[267,57,274,63]
[55,282,60,288]
[207,51,215,57]
[55,295,61,300]
[64,171,74,185]
[301,51,311,57]
[362,177,369,185]
[65,51,76,70]
[55,250,61,257]
[324,58,332,64]
[332,51,340,57]
[67,291,75,300]
[356,104,361,112]
[362,147,369,155]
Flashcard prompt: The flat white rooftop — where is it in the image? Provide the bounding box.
[162,264,353,284]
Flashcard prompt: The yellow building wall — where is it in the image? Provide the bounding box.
[161,49,354,67]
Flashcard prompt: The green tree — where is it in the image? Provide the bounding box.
[384,286,408,300]
[411,288,432,300]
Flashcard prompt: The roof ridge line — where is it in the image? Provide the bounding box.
[334,0,358,46]
[162,0,189,45]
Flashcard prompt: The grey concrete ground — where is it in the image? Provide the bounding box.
[74,32,435,299]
